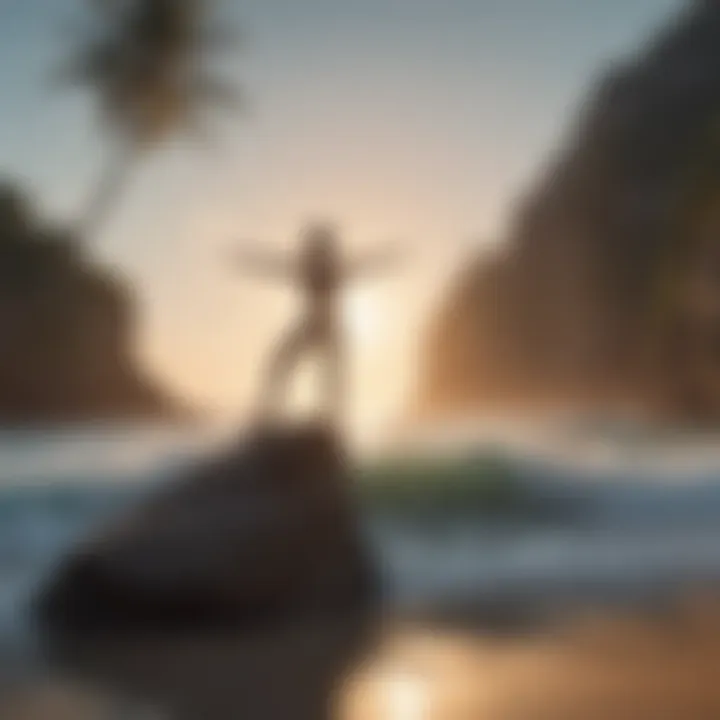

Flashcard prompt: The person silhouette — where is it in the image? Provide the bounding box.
[230,222,405,426]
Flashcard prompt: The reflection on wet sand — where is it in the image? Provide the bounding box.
[6,597,720,719]
[31,613,373,720]
[346,601,720,719]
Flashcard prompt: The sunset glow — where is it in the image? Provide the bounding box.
[344,289,381,347]
[0,0,683,432]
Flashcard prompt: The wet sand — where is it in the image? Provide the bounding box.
[4,596,720,719]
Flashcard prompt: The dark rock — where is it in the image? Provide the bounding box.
[418,0,720,423]
[36,422,377,635]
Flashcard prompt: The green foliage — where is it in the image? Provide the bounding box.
[0,184,30,241]
[62,0,240,146]
[646,115,720,346]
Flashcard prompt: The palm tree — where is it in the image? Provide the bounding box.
[61,0,239,239]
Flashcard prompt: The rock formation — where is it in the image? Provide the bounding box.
[419,0,720,422]
[0,181,182,422]
[37,423,377,633]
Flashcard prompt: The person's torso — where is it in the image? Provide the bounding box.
[298,247,341,301]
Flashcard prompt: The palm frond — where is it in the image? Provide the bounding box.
[60,0,240,145]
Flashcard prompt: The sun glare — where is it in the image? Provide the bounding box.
[381,672,429,720]
[339,664,431,720]
[344,290,379,346]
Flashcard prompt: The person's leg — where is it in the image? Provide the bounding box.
[259,319,310,421]
[323,320,345,429]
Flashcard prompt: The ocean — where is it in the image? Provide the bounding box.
[2,420,720,685]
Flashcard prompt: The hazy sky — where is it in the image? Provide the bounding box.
[0,0,684,434]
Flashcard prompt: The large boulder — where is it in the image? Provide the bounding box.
[37,423,377,634]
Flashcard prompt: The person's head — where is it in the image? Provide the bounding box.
[301,222,338,259]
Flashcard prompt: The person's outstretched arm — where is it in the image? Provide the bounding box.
[344,240,409,282]
[226,240,292,283]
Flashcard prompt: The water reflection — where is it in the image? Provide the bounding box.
[39,614,377,720]
[6,597,720,718]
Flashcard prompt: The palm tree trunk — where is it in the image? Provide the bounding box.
[79,139,137,242]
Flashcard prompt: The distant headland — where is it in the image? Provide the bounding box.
[418,0,720,425]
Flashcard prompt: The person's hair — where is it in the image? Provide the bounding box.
[302,222,338,246]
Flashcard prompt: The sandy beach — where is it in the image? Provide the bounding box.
[2,594,720,719]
